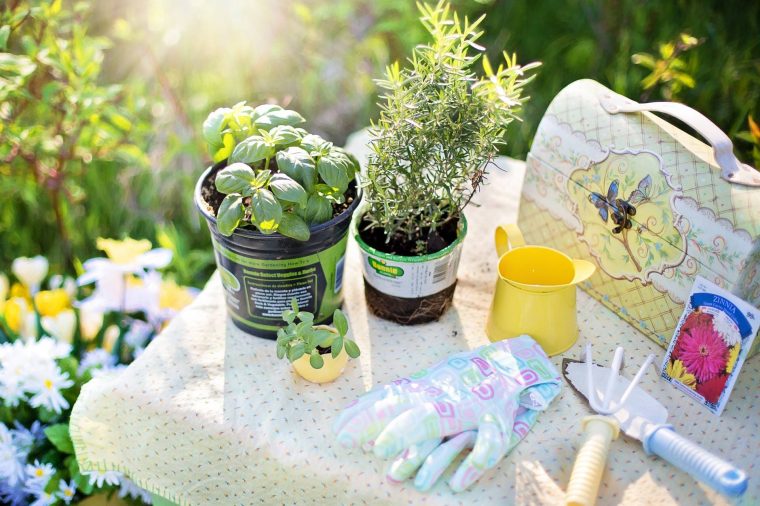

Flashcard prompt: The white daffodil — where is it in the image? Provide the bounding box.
[27,363,74,414]
[41,309,77,344]
[0,424,25,486]
[57,479,77,504]
[83,469,122,488]
[24,460,55,491]
[11,256,48,294]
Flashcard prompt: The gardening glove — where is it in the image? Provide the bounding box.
[333,335,561,492]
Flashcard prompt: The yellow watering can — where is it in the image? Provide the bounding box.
[485,224,596,356]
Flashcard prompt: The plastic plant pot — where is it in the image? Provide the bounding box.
[196,162,361,339]
[355,213,467,324]
[291,347,349,384]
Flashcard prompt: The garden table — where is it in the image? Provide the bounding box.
[71,131,759,505]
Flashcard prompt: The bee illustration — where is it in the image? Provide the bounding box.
[588,177,647,234]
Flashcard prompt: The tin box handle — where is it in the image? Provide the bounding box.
[600,95,760,187]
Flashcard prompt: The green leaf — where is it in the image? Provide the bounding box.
[300,194,333,225]
[253,170,271,189]
[213,133,235,163]
[276,147,317,193]
[281,309,296,324]
[314,329,335,347]
[317,156,350,193]
[256,108,306,128]
[229,135,274,165]
[44,424,74,454]
[215,163,256,194]
[250,188,282,233]
[309,351,324,369]
[251,104,283,120]
[291,297,299,313]
[300,134,333,157]
[202,107,230,150]
[268,125,302,146]
[0,26,11,51]
[277,212,310,241]
[269,173,308,206]
[216,194,245,236]
[297,311,314,325]
[344,339,361,359]
[331,336,343,358]
[288,342,305,362]
[333,309,349,336]
[276,342,286,360]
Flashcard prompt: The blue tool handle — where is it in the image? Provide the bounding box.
[643,424,748,497]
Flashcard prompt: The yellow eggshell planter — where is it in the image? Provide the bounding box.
[292,348,349,384]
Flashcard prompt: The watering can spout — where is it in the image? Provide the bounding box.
[571,259,596,285]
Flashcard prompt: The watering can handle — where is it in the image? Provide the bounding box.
[494,224,525,257]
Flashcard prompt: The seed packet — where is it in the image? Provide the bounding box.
[660,276,760,416]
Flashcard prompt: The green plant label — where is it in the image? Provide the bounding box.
[368,257,405,278]
[357,242,463,298]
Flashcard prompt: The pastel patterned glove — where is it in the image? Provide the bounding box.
[333,335,561,492]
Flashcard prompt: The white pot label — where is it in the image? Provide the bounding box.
[358,242,464,298]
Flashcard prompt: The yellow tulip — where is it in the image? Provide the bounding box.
[4,297,28,334]
[97,237,152,265]
[10,283,31,301]
[34,289,71,317]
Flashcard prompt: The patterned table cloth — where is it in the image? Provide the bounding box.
[70,132,759,505]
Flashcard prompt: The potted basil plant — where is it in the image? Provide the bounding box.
[196,102,361,338]
[356,1,539,324]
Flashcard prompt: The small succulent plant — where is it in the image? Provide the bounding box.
[276,298,360,369]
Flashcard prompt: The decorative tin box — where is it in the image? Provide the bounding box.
[519,79,760,356]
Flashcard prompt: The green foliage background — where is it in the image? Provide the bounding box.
[1,0,758,287]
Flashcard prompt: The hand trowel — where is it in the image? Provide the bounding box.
[562,348,748,504]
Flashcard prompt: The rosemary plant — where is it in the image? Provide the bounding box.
[362,1,539,254]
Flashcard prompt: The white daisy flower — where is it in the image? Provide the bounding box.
[0,369,26,407]
[24,460,55,490]
[33,337,72,361]
[83,469,122,488]
[118,477,153,503]
[0,424,25,486]
[79,349,117,374]
[56,479,77,504]
[27,364,74,414]
[30,490,56,506]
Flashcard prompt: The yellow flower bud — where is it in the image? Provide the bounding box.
[34,289,71,317]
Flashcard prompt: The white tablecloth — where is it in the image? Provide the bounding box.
[71,132,759,505]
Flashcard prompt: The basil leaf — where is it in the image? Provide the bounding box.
[269,173,308,206]
[215,163,255,194]
[250,188,282,234]
[229,135,274,164]
[317,154,349,193]
[216,194,245,236]
[213,133,235,163]
[300,193,333,225]
[276,147,317,193]
[202,107,230,149]
[278,212,310,241]
[252,104,283,120]
[268,125,302,146]
[300,134,333,157]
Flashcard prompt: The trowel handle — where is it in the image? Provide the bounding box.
[565,415,620,506]
[643,424,748,497]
